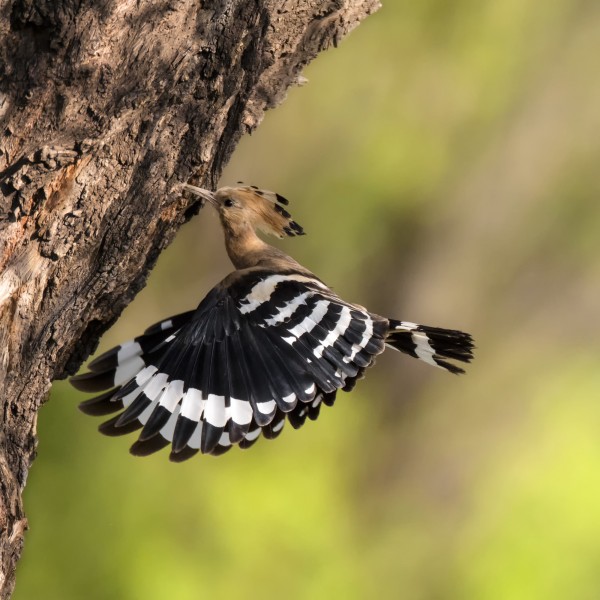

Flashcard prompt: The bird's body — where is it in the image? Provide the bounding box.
[71,185,474,461]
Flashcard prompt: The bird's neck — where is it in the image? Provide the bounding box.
[223,221,305,272]
[223,222,272,269]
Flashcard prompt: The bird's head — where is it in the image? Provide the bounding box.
[183,183,305,239]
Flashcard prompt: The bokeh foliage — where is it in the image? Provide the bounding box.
[15,1,600,598]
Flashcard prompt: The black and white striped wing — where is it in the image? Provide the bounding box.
[72,272,388,460]
[72,310,196,398]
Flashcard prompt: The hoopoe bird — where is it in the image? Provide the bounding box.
[71,184,474,461]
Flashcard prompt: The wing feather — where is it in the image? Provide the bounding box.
[74,271,388,460]
[225,328,253,443]
[240,324,279,426]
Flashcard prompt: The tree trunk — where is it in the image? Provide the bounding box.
[0,0,379,595]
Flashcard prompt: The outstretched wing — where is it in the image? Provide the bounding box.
[71,271,388,460]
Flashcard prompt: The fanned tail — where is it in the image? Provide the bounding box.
[386,320,474,374]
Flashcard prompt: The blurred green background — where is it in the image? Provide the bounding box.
[15,1,600,598]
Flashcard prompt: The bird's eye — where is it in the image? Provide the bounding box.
[223,198,234,208]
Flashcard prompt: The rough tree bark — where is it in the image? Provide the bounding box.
[0,0,379,596]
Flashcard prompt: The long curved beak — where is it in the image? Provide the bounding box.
[182,183,217,208]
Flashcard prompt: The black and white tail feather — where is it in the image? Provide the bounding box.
[71,185,474,461]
